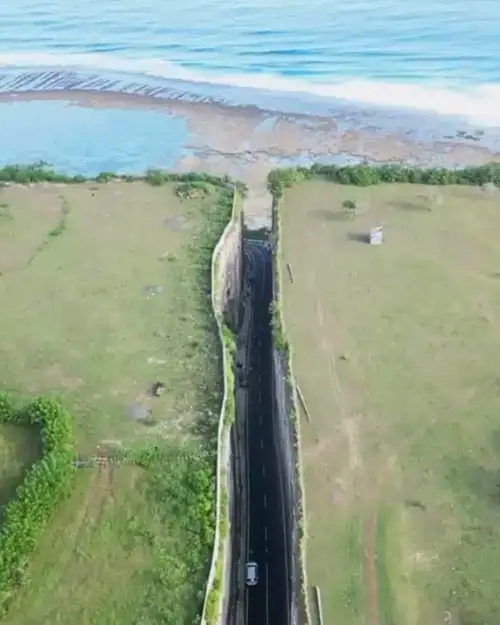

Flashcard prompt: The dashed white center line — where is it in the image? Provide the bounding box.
[264,527,268,541]
[262,465,266,477]
[264,494,267,508]
[260,439,264,450]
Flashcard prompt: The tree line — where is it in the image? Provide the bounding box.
[267,162,500,199]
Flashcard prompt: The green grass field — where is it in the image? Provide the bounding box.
[280,179,500,625]
[0,179,228,624]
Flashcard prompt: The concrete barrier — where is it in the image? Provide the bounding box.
[201,187,243,625]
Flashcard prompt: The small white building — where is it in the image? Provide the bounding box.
[369,225,384,245]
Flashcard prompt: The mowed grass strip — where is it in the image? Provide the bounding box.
[280,180,500,625]
[0,179,229,624]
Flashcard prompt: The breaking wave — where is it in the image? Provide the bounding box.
[0,51,499,127]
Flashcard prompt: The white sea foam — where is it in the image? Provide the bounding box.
[0,51,499,128]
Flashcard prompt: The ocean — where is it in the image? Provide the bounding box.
[0,0,499,174]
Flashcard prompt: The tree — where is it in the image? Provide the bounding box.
[342,199,357,217]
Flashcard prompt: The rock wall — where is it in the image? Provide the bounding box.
[216,197,244,332]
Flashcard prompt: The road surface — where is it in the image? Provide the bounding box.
[242,239,290,625]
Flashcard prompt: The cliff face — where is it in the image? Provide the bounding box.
[203,190,243,625]
[271,198,309,625]
[216,204,243,332]
[272,345,301,624]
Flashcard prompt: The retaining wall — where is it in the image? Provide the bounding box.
[271,194,312,625]
[201,188,243,625]
[216,193,244,331]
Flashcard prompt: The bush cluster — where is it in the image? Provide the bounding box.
[130,443,216,625]
[221,324,236,428]
[0,162,84,184]
[269,300,289,354]
[267,162,500,199]
[0,162,248,197]
[175,181,211,200]
[205,558,223,625]
[0,393,75,614]
[145,169,248,197]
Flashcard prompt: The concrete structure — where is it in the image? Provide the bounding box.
[369,225,384,245]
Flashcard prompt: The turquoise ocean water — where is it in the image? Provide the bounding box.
[0,0,498,172]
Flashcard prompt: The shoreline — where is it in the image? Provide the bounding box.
[1,80,500,228]
[3,88,497,170]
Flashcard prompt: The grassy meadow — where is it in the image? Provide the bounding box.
[0,177,230,624]
[279,179,500,625]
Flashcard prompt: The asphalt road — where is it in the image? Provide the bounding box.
[243,239,290,625]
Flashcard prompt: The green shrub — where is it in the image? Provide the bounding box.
[269,300,289,354]
[0,163,248,195]
[302,162,500,187]
[48,221,66,237]
[0,392,14,422]
[0,202,10,219]
[175,181,211,199]
[205,560,223,625]
[342,199,357,210]
[267,162,500,198]
[0,395,76,615]
[131,443,217,624]
[95,171,115,183]
[145,168,165,186]
[222,325,236,358]
[267,166,312,199]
